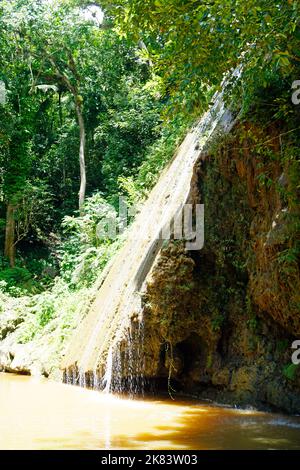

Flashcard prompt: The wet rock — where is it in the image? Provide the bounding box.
[229,367,258,394]
[212,368,231,387]
[115,121,300,414]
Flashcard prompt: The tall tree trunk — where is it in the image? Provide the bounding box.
[75,101,86,215]
[4,204,16,268]
[46,54,87,213]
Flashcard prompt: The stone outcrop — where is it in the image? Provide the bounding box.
[116,121,300,414]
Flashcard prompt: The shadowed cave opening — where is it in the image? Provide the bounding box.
[175,332,208,387]
[150,332,210,394]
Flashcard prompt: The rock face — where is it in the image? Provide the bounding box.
[116,121,300,414]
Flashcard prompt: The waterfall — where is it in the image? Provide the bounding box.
[102,347,113,393]
[61,69,239,393]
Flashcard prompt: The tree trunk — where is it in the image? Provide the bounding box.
[4,204,16,268]
[45,54,86,213]
[75,101,86,215]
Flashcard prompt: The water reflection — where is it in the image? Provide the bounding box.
[0,373,300,450]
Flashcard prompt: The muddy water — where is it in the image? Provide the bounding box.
[1,373,300,450]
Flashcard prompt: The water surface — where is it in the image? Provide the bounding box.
[1,372,300,450]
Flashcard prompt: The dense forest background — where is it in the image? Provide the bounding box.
[0,0,191,289]
[0,0,299,386]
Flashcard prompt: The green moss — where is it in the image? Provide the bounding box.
[211,312,225,332]
[277,339,289,354]
[283,363,299,381]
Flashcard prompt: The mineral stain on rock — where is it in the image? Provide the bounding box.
[117,121,300,414]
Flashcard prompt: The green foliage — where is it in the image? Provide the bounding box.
[120,114,191,200]
[99,0,300,116]
[277,339,289,354]
[5,278,96,350]
[283,363,299,381]
[36,298,56,328]
[95,82,163,197]
[0,266,40,296]
[206,353,213,370]
[211,312,225,332]
[0,0,165,258]
[0,267,31,286]
[59,193,122,287]
[247,316,259,332]
[0,0,174,371]
[277,245,300,270]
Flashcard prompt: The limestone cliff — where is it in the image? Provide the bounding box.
[119,120,300,413]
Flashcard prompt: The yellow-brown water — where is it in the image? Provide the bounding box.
[1,373,300,450]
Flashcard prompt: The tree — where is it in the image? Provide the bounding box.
[0,7,39,266]
[0,0,163,268]
[41,51,87,213]
[97,0,300,114]
[19,2,93,213]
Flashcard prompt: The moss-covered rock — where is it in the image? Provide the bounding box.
[121,119,300,413]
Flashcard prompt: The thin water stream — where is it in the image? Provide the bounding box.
[1,373,300,450]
